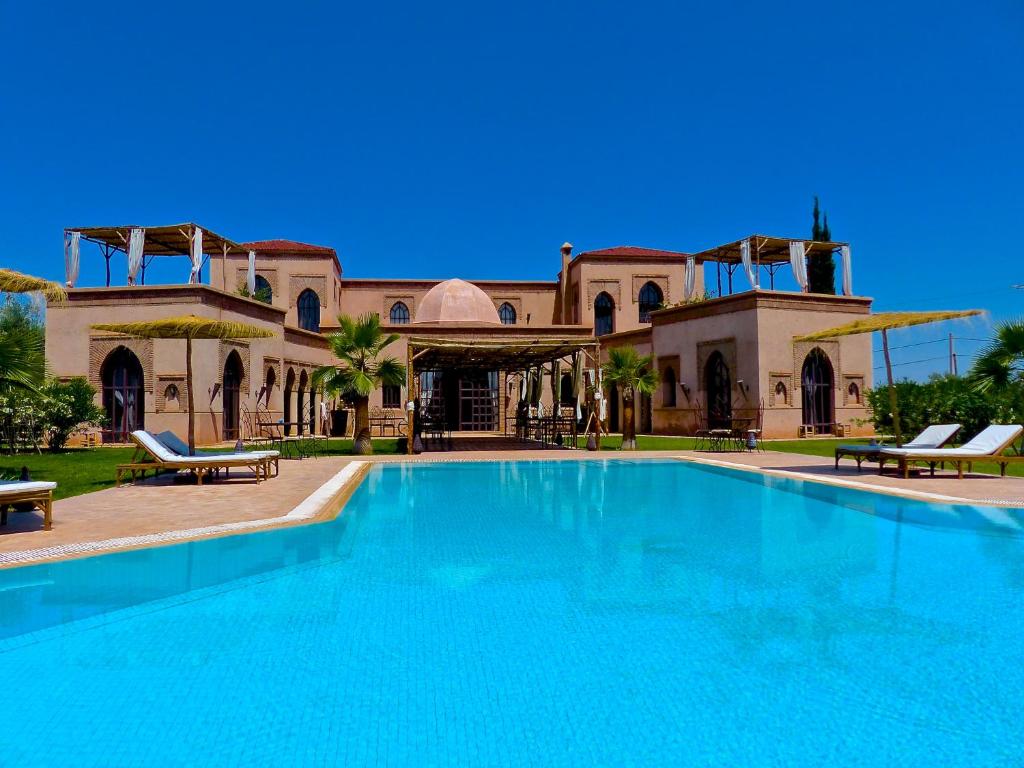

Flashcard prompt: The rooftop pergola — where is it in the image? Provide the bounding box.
[692,234,849,294]
[65,223,248,288]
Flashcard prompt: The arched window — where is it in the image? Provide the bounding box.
[775,381,788,405]
[100,346,144,442]
[297,289,320,332]
[638,281,663,323]
[662,366,676,407]
[253,275,272,304]
[389,301,410,324]
[802,348,835,433]
[222,350,244,440]
[498,302,517,325]
[704,351,732,430]
[848,381,861,404]
[594,292,615,336]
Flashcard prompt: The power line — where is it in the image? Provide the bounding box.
[871,335,989,354]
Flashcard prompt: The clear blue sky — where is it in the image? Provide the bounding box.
[2,0,1021,380]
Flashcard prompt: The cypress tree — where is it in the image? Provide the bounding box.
[807,197,835,294]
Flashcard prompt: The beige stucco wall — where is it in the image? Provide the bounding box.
[647,291,873,439]
[46,286,331,445]
[564,255,702,335]
[336,280,559,330]
[210,250,342,330]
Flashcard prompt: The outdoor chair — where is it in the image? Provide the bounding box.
[878,424,1024,479]
[0,480,56,530]
[835,424,960,471]
[117,431,278,486]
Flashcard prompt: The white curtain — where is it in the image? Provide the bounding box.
[684,255,696,301]
[789,241,808,291]
[247,250,257,296]
[189,228,204,284]
[740,238,759,289]
[840,245,853,296]
[127,228,145,285]
[64,231,80,288]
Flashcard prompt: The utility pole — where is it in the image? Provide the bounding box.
[949,333,957,376]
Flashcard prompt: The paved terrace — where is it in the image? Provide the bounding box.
[3,446,1024,568]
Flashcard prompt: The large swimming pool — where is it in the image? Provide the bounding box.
[2,459,1023,766]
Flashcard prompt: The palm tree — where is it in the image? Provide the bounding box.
[602,346,657,450]
[971,319,1024,392]
[312,313,406,455]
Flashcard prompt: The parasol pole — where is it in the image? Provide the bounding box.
[186,335,196,454]
[881,328,902,446]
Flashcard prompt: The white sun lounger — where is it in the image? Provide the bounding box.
[879,424,1024,479]
[118,431,279,486]
[153,430,279,477]
[0,480,57,530]
[835,423,961,470]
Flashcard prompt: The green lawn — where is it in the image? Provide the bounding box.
[0,438,403,501]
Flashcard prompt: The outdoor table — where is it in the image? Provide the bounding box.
[258,421,322,459]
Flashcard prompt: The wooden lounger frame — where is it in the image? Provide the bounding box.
[116,438,277,487]
[886,452,1024,479]
[0,488,53,530]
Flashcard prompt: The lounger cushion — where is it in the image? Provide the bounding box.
[132,431,274,465]
[903,424,961,449]
[152,431,279,460]
[882,424,1023,458]
[0,480,57,496]
[836,445,882,454]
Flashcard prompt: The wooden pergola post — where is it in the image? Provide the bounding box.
[406,341,415,454]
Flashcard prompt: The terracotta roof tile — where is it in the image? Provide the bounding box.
[576,245,689,259]
[242,239,336,255]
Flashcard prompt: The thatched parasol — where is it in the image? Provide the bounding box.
[0,268,67,302]
[92,316,274,453]
[797,310,982,445]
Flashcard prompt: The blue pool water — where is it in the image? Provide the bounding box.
[2,459,1023,766]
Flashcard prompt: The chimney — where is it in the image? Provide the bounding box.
[560,242,573,324]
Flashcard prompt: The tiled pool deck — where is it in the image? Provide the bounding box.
[3,447,1024,567]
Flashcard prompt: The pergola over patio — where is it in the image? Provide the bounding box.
[404,331,602,453]
[692,234,851,295]
[64,223,249,289]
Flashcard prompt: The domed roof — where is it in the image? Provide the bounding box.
[414,279,501,325]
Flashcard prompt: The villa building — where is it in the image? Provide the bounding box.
[46,224,874,444]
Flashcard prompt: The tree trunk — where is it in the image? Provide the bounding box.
[186,336,196,455]
[353,396,372,455]
[621,394,636,450]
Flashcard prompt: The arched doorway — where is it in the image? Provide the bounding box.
[284,368,295,435]
[594,292,615,336]
[101,346,144,442]
[802,348,835,433]
[222,351,243,440]
[705,351,732,430]
[297,370,308,435]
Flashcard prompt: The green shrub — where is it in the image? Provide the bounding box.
[0,377,105,452]
[866,374,1024,441]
